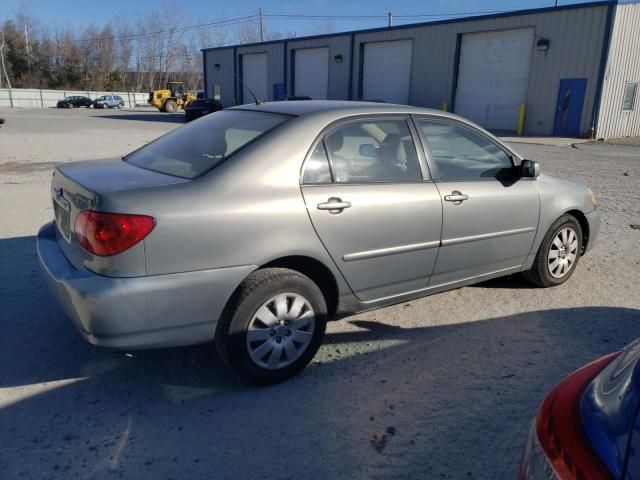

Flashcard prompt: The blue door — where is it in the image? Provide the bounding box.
[553,78,587,137]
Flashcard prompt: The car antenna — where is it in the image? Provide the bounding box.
[234,72,262,105]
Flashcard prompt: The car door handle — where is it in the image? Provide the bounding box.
[444,191,469,204]
[317,197,351,213]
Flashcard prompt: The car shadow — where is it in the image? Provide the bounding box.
[472,273,538,290]
[95,113,185,124]
[2,234,639,479]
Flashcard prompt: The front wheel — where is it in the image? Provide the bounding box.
[523,214,583,288]
[164,99,178,113]
[215,268,327,384]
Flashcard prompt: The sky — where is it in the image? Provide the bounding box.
[0,0,606,42]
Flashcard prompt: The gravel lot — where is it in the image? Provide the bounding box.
[1,107,639,480]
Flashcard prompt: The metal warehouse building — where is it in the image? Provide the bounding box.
[202,1,640,139]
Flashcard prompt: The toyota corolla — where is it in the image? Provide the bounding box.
[37,101,601,384]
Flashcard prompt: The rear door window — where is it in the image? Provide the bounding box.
[323,119,422,183]
[125,110,290,179]
[302,142,332,184]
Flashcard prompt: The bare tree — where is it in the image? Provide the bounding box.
[16,0,34,74]
[114,15,133,88]
[0,30,12,89]
[235,21,261,44]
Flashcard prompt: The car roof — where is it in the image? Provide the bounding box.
[231,100,464,121]
[229,100,522,159]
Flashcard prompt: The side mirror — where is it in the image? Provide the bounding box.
[521,159,540,178]
[359,143,377,158]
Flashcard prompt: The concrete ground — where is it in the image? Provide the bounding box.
[1,108,639,480]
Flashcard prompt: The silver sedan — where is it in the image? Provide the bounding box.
[37,101,601,383]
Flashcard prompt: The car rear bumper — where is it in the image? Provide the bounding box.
[37,222,255,350]
[584,207,601,254]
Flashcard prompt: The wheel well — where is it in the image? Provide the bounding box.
[261,256,339,316]
[566,209,590,254]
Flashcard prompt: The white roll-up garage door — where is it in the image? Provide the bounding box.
[294,48,329,99]
[455,28,534,131]
[362,40,413,104]
[241,53,268,104]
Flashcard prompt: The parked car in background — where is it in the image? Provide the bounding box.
[520,339,640,480]
[93,95,125,109]
[56,96,93,108]
[184,98,223,122]
[37,101,600,384]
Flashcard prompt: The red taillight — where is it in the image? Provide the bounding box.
[74,211,155,256]
[535,353,619,480]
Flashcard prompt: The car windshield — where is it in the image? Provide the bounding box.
[96,96,106,101]
[125,110,290,179]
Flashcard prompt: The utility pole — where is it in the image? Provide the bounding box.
[388,12,393,28]
[259,8,264,42]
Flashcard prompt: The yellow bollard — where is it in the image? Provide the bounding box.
[517,103,526,136]
[442,101,449,112]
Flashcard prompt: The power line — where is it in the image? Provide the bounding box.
[64,14,258,45]
[262,4,547,21]
[38,4,551,47]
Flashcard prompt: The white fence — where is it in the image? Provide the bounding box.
[0,88,150,108]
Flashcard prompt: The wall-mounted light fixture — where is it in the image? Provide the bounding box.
[214,63,221,70]
[536,38,550,52]
[334,54,343,63]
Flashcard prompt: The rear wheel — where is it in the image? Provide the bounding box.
[215,268,327,384]
[164,99,178,113]
[523,214,583,287]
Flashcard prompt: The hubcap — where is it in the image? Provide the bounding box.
[548,227,579,279]
[246,293,315,370]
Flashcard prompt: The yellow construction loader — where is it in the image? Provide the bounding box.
[148,82,197,113]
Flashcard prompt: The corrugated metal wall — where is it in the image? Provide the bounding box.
[286,35,352,100]
[204,43,285,106]
[204,4,614,135]
[596,3,640,139]
[204,49,235,107]
[350,5,608,135]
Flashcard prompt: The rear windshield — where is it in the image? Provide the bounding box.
[125,110,289,179]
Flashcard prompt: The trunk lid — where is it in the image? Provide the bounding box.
[51,158,188,274]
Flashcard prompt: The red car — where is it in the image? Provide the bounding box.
[520,340,640,479]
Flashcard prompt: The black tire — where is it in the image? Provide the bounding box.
[164,99,178,113]
[523,214,583,288]
[215,268,327,385]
